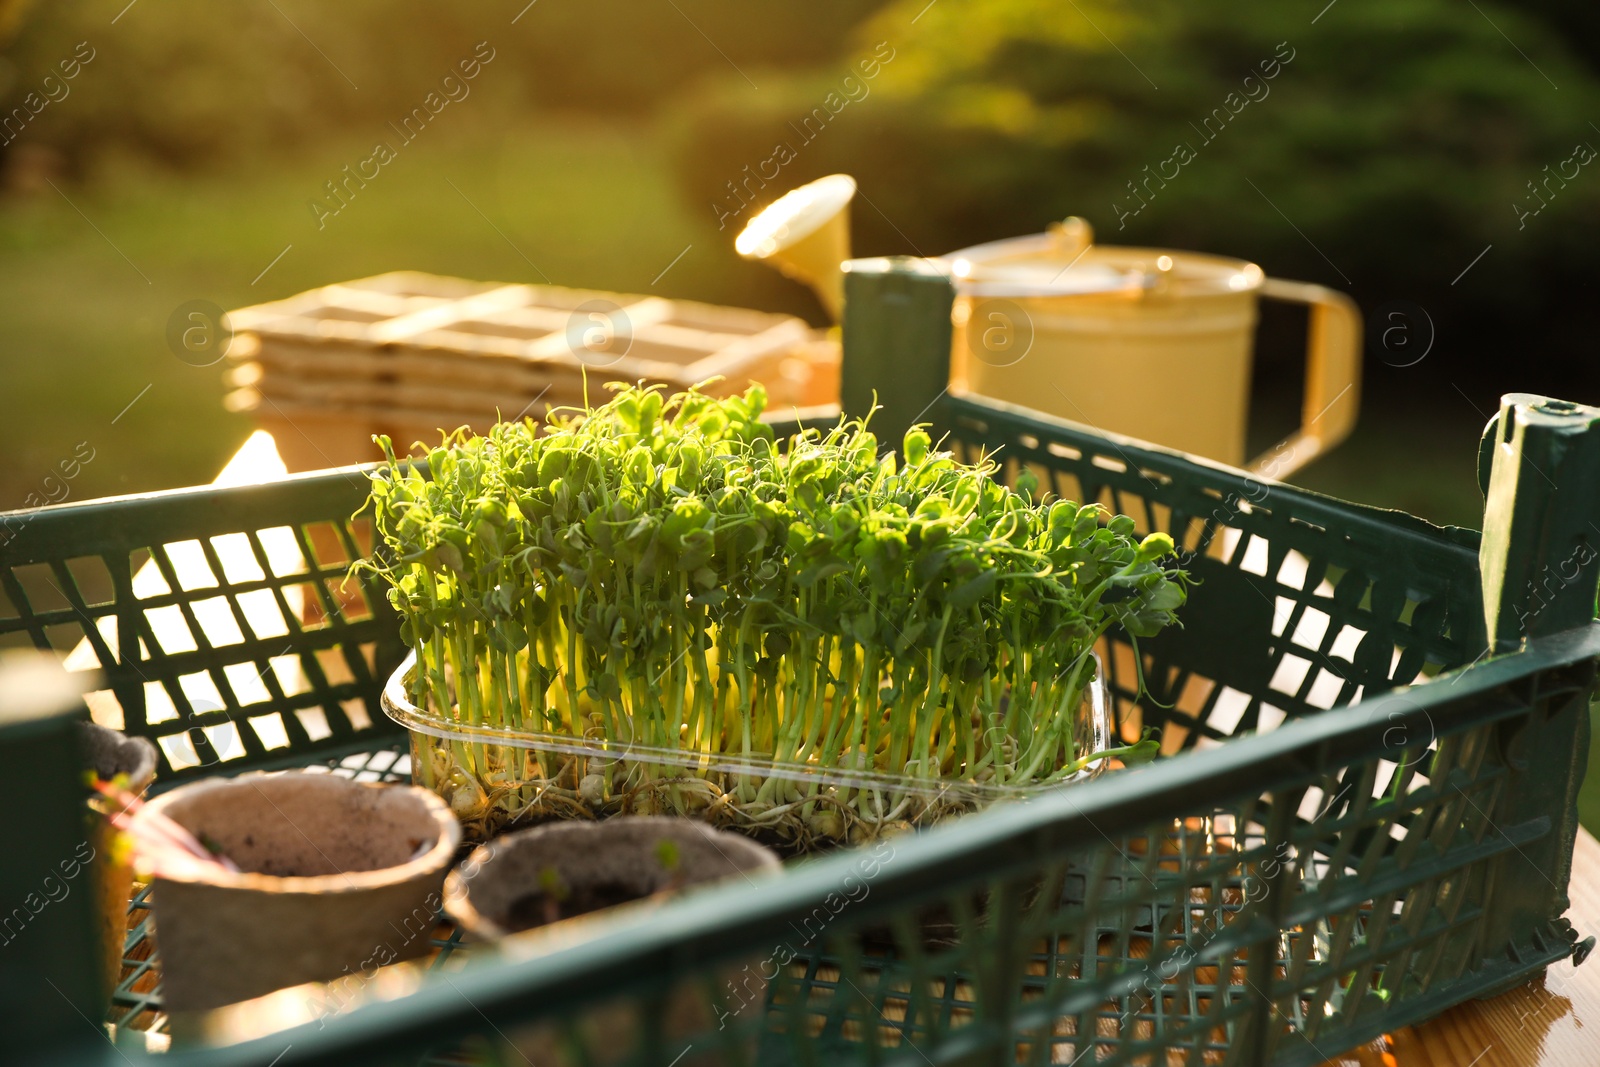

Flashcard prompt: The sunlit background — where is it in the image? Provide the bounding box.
[3,1,1598,809]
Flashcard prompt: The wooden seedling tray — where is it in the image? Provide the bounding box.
[224,271,838,469]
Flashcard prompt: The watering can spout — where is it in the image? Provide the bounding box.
[735,174,856,322]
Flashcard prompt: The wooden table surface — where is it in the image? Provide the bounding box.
[1323,825,1600,1067]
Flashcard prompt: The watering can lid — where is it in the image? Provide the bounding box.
[950,258,1140,298]
[944,218,1263,298]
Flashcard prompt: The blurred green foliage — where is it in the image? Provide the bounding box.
[0,1,887,175]
[2,0,1594,495]
[1526,0,1600,76]
[671,0,1600,385]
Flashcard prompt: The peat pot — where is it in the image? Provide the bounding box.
[444,816,781,940]
[132,771,460,1013]
[445,817,780,1066]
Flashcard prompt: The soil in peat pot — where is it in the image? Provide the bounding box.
[504,881,650,931]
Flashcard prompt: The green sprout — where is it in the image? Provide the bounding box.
[358,382,1189,846]
[538,865,568,902]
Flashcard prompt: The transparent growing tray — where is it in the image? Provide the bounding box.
[380,649,1113,848]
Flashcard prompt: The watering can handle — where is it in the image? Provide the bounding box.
[1248,279,1362,479]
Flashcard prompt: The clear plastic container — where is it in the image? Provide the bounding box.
[382,651,1113,850]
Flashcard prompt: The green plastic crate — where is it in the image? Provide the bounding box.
[0,468,409,784]
[2,263,1597,1067]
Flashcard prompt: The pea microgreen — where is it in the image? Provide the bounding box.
[360,382,1188,846]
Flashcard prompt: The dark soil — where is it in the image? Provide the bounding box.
[504,880,647,931]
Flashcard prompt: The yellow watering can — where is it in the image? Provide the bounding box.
[737,175,1361,478]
